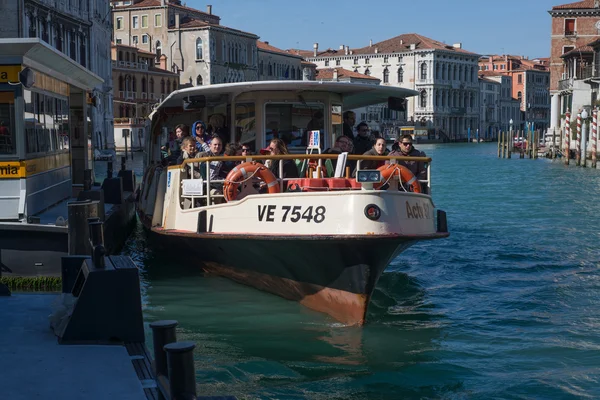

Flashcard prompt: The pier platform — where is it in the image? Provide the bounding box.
[0,293,147,400]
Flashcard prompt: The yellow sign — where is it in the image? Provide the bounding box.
[0,65,21,84]
[0,153,70,179]
[0,161,25,178]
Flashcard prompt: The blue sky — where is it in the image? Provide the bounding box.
[188,0,562,58]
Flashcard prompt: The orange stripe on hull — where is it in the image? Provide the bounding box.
[203,261,370,326]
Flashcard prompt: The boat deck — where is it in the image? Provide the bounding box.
[0,294,147,400]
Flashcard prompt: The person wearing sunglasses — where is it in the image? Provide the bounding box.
[191,120,210,152]
[389,134,427,190]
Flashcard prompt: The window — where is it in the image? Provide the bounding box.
[565,18,575,36]
[141,15,148,28]
[563,46,575,54]
[325,60,329,67]
[196,38,203,59]
[420,90,427,108]
[365,57,369,64]
[154,14,162,27]
[141,78,147,92]
[160,79,165,94]
[235,102,256,149]
[384,56,389,63]
[196,75,203,85]
[353,58,358,65]
[364,68,371,76]
[156,40,162,60]
[398,67,403,83]
[142,34,148,44]
[132,16,139,29]
[116,38,122,44]
[336,59,340,66]
[116,17,123,30]
[383,68,389,83]
[264,102,325,149]
[149,78,154,94]
[518,74,522,84]
[132,35,138,45]
[420,63,427,80]
[0,92,16,155]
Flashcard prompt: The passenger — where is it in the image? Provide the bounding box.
[388,134,427,190]
[240,143,253,156]
[264,138,299,179]
[358,137,388,172]
[177,137,201,179]
[197,135,225,181]
[324,135,354,174]
[303,110,325,147]
[221,142,242,177]
[208,113,228,143]
[342,111,356,139]
[191,120,210,152]
[168,124,188,162]
[353,122,374,155]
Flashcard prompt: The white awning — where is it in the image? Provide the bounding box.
[0,38,103,91]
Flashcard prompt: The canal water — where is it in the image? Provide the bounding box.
[123,143,600,399]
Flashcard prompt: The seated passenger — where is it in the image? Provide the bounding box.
[197,135,225,181]
[221,142,242,177]
[177,137,201,179]
[358,138,388,171]
[388,134,427,192]
[324,135,354,175]
[191,120,211,152]
[262,138,299,179]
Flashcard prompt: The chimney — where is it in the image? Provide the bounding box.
[400,39,403,45]
[313,42,318,57]
[175,13,180,28]
[374,47,378,54]
[339,45,344,50]
[159,54,167,70]
[345,45,349,55]
[369,39,373,47]
[410,43,416,50]
[333,68,338,81]
[452,43,462,49]
[264,41,269,45]
[207,4,212,14]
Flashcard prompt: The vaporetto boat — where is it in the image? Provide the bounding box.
[138,81,449,325]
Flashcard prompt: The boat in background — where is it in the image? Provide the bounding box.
[137,81,449,325]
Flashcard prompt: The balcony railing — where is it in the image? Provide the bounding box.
[558,77,573,91]
[111,60,148,71]
[114,117,146,126]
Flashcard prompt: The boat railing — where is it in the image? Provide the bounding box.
[176,154,432,208]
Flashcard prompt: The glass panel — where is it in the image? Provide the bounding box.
[234,102,256,152]
[265,102,325,150]
[331,104,342,143]
[0,92,15,155]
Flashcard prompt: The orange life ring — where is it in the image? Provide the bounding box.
[375,164,421,193]
[223,161,280,201]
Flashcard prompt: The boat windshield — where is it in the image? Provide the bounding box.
[265,102,325,151]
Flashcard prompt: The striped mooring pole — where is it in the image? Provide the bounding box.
[576,112,582,166]
[593,108,598,168]
[565,109,571,165]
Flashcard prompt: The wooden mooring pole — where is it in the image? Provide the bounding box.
[507,130,512,158]
[565,110,571,165]
[576,112,582,166]
[533,130,539,159]
[498,131,502,157]
[592,108,597,168]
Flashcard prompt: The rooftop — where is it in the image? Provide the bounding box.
[257,41,302,58]
[316,67,380,81]
[552,0,600,9]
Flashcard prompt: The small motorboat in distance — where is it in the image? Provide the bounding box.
[137,81,449,325]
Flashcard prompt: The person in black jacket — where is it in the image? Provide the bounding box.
[342,111,356,139]
[265,138,299,179]
[353,122,374,155]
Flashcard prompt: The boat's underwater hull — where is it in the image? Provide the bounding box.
[150,229,446,325]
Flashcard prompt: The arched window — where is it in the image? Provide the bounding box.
[173,80,177,90]
[435,90,439,107]
[436,64,440,80]
[383,68,389,83]
[517,91,522,104]
[420,90,427,108]
[354,68,358,73]
[141,78,146,92]
[268,63,273,76]
[118,51,123,61]
[453,65,457,80]
[442,64,447,80]
[160,79,165,94]
[398,67,403,83]
[125,75,131,91]
[166,80,171,93]
[420,63,427,80]
[149,78,154,94]
[470,93,474,108]
[118,75,124,91]
[195,38,203,59]
[132,77,136,92]
[365,68,371,76]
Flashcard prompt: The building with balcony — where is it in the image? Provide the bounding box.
[111,43,178,150]
[549,0,600,129]
[297,33,480,140]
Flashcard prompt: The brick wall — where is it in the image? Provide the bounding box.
[550,13,600,91]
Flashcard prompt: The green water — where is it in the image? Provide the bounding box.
[124,143,600,399]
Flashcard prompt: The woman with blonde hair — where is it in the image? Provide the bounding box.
[263,138,298,179]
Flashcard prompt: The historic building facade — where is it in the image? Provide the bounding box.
[549,0,600,129]
[257,41,303,81]
[111,43,178,150]
[301,33,481,140]
[18,0,114,149]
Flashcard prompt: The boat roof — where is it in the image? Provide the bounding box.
[154,80,418,112]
